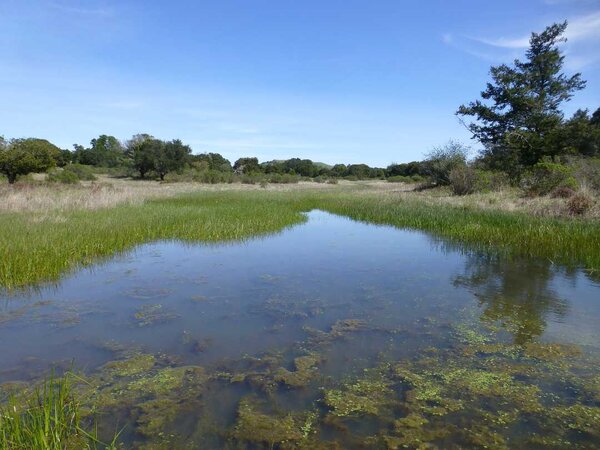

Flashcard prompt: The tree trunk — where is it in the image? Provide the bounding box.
[7,173,17,184]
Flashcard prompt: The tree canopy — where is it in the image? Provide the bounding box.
[0,138,59,183]
[457,22,586,175]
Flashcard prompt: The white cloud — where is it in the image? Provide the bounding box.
[443,10,600,69]
[471,11,600,49]
[566,11,600,41]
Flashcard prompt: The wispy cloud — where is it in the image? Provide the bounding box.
[469,11,600,49]
[443,10,600,69]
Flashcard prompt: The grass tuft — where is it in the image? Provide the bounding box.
[0,372,119,450]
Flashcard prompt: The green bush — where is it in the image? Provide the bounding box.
[64,164,96,181]
[474,170,510,192]
[387,174,425,183]
[520,161,578,196]
[47,169,80,184]
[268,173,299,184]
[163,169,235,184]
[240,174,262,185]
[195,169,235,184]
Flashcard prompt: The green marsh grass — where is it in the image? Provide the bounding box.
[0,372,119,449]
[1,188,599,290]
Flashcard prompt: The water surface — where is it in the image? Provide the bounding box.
[1,211,599,448]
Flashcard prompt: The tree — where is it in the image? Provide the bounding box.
[423,140,469,185]
[129,136,158,179]
[0,138,58,183]
[591,107,600,127]
[154,139,191,180]
[191,153,232,172]
[457,22,586,175]
[233,157,261,174]
[330,164,347,177]
[73,135,125,167]
[561,109,600,157]
[90,135,125,167]
[283,158,317,177]
[346,164,371,179]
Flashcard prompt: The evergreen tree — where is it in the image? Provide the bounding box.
[457,22,585,175]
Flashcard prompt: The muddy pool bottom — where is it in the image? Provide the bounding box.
[1,211,599,449]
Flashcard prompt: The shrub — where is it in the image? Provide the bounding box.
[387,175,413,183]
[64,164,96,181]
[474,170,510,192]
[241,174,261,184]
[268,173,299,184]
[195,169,235,184]
[550,186,576,198]
[567,193,594,216]
[47,169,80,184]
[520,161,578,196]
[449,166,477,195]
[569,156,600,192]
[423,140,469,186]
[326,178,338,185]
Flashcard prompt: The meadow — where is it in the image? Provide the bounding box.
[2,179,599,290]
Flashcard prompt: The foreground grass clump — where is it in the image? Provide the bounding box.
[1,186,600,289]
[0,373,117,450]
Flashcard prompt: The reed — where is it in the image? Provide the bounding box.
[0,372,119,450]
[1,187,599,290]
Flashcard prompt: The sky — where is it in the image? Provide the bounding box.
[1,0,599,166]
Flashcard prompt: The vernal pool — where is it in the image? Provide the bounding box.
[1,210,599,449]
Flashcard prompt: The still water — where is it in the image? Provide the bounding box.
[1,211,599,449]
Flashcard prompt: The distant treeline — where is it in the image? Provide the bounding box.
[0,132,430,183]
[1,21,599,195]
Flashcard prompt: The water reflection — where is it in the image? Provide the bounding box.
[454,254,569,344]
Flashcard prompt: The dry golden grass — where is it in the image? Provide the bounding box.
[0,176,340,215]
[1,176,597,219]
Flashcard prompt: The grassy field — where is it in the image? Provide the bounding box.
[1,179,599,289]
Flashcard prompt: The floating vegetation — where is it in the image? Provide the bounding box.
[133,304,179,327]
[303,319,369,347]
[323,367,396,418]
[124,287,173,300]
[232,396,304,446]
[275,354,322,388]
[252,297,325,322]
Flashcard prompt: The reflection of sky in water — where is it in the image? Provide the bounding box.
[1,210,599,382]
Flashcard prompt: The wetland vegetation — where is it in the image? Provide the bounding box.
[1,18,600,450]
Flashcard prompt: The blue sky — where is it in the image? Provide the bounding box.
[1,0,599,166]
